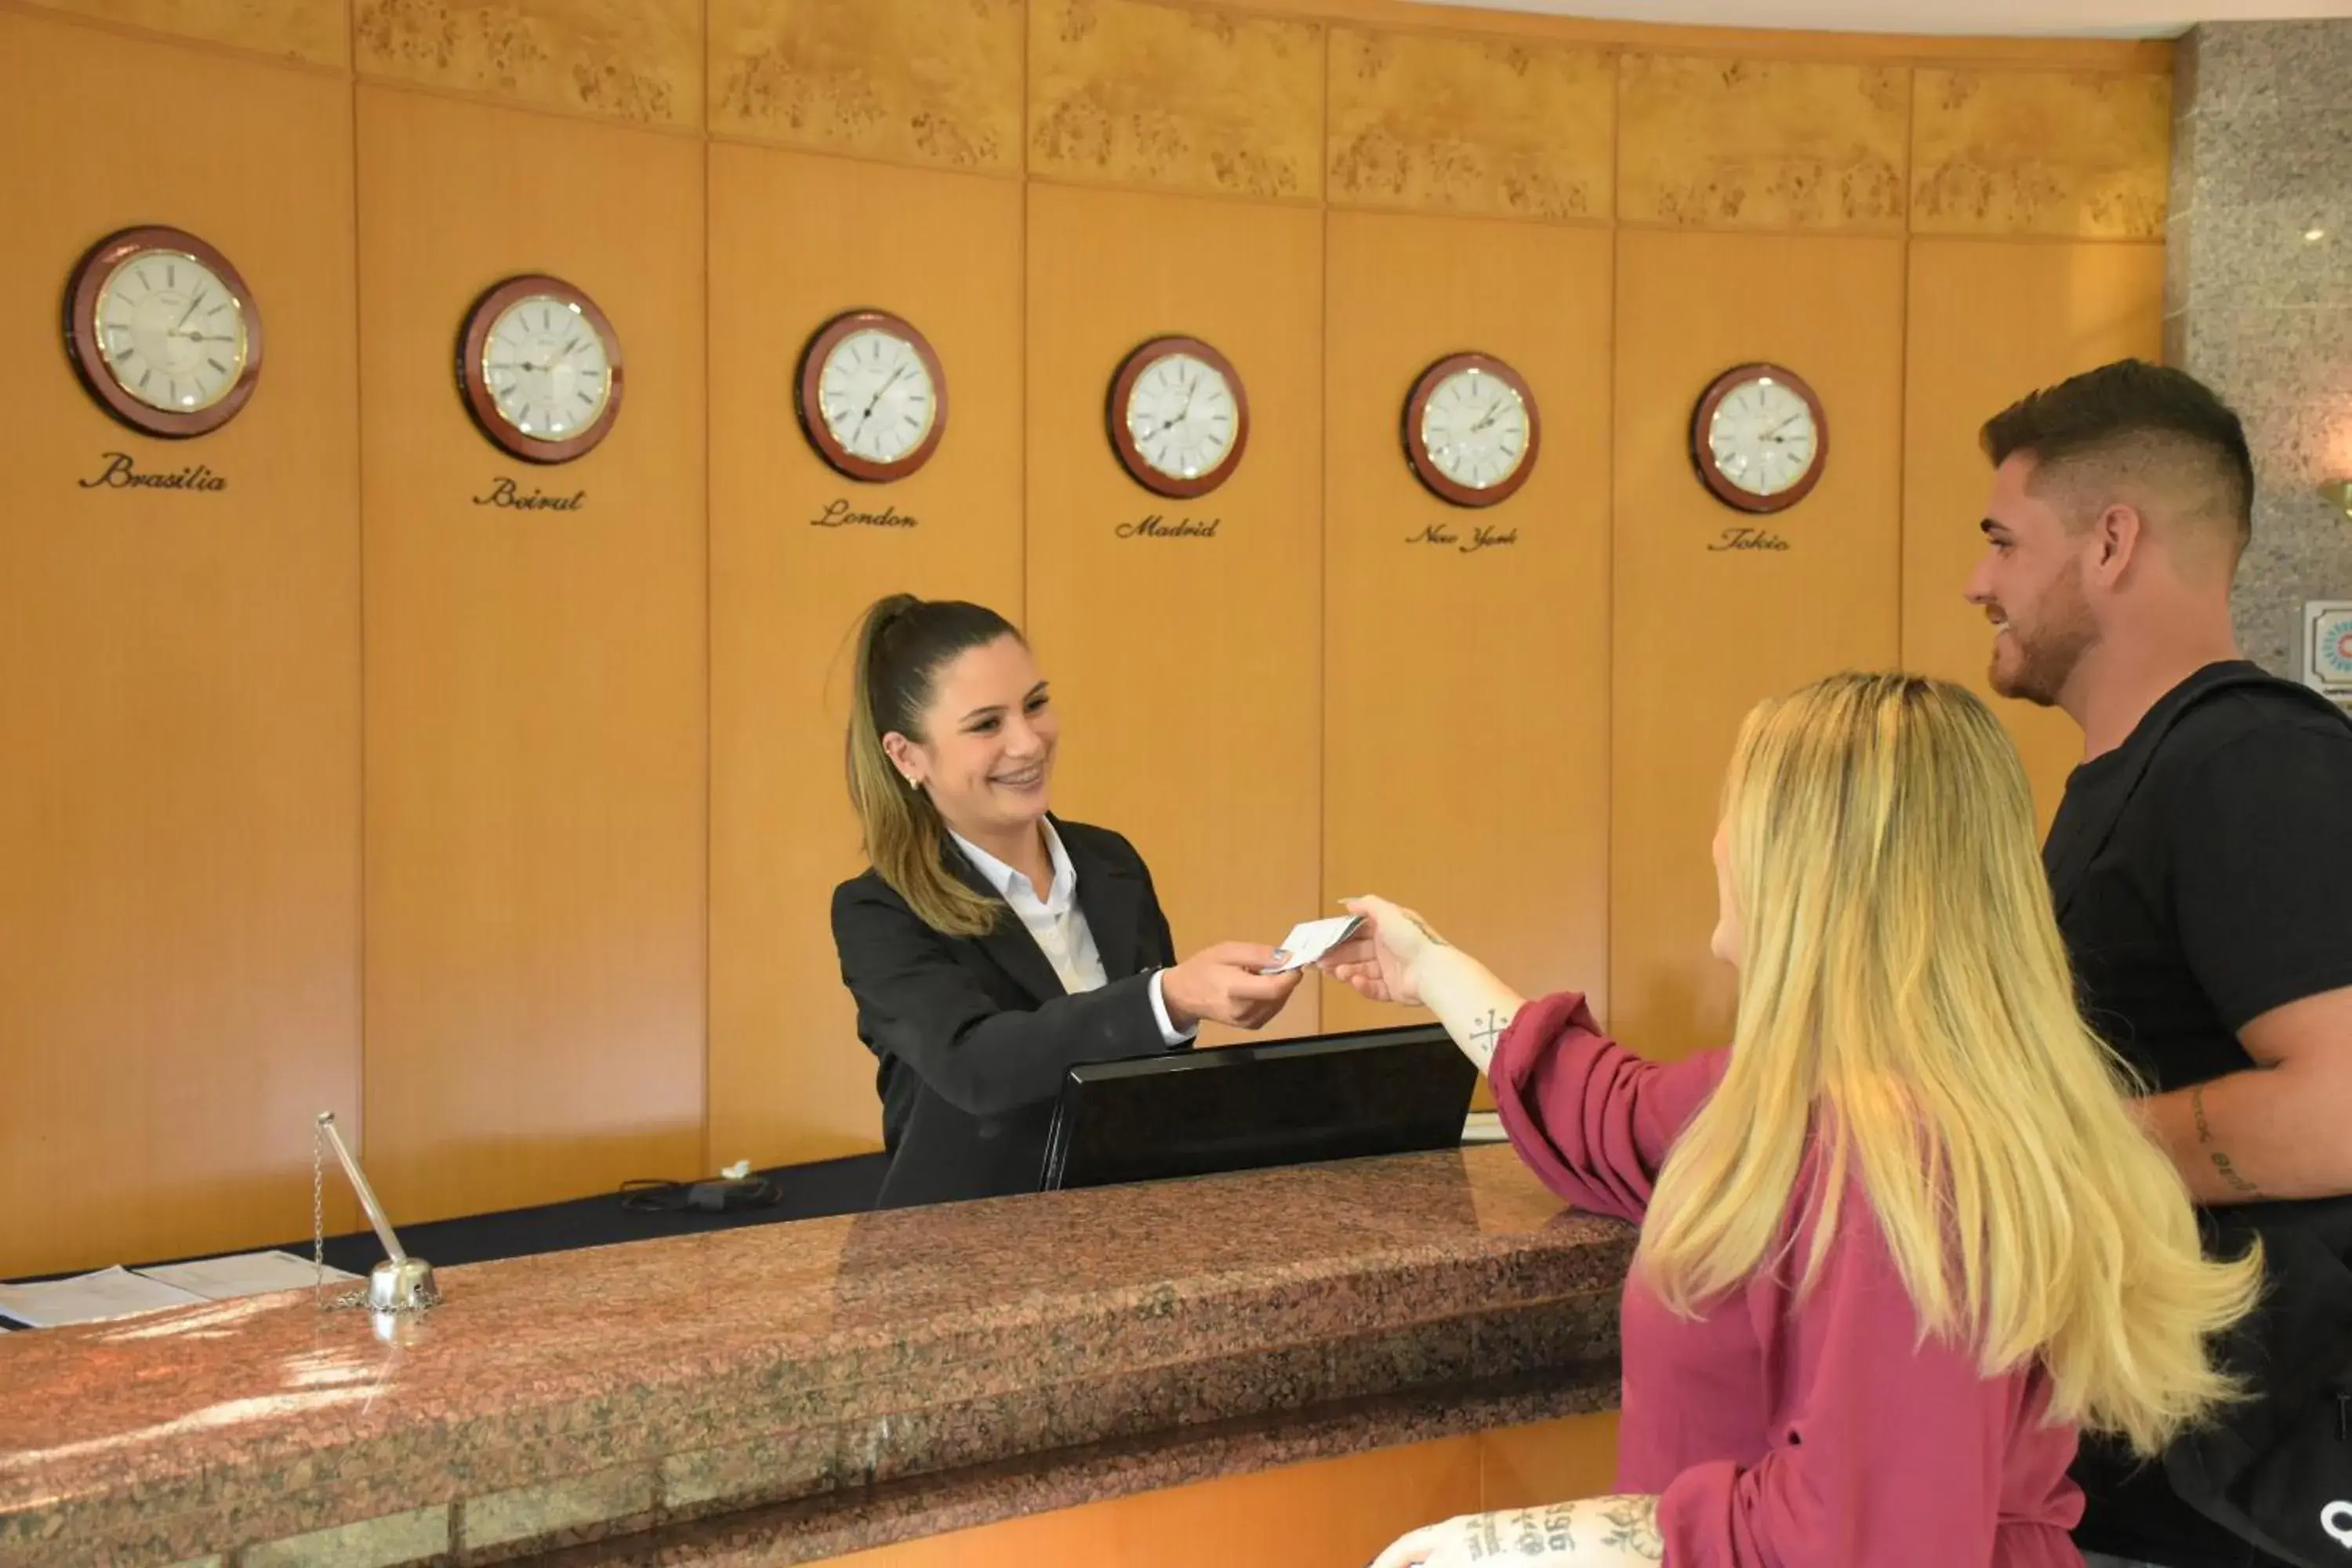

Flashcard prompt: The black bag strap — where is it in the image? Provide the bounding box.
[2048,666,2352,923]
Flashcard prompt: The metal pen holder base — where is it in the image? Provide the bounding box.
[368,1257,441,1314]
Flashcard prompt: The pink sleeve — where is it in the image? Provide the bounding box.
[1654,1175,2074,1567]
[1487,990,1728,1225]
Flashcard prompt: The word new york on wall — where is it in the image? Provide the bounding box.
[1406,522,1517,554]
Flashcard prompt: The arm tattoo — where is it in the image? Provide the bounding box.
[1468,1008,1509,1064]
[1405,913,1450,948]
[2212,1151,2262,1196]
[1596,1497,1664,1560]
[2193,1085,2263,1196]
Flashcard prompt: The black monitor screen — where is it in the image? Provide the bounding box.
[1039,1023,1479,1192]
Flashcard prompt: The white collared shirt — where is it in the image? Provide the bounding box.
[949,822,1192,1047]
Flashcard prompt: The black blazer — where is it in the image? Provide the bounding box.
[829,817,1185,1209]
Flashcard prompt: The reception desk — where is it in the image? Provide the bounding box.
[0,1145,1630,1567]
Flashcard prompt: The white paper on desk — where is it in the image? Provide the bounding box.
[1264,915,1366,974]
[0,1265,205,1329]
[137,1250,358,1301]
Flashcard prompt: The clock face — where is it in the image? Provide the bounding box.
[457,274,624,463]
[95,249,249,413]
[1406,353,1539,507]
[1693,365,1825,514]
[1109,336,1247,498]
[796,310,946,482]
[482,294,612,441]
[64,226,263,438]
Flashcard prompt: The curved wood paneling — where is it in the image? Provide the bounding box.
[0,11,361,1278]
[1902,240,2166,826]
[1023,183,1323,1047]
[706,144,1025,1171]
[1610,229,1905,1059]
[357,85,707,1223]
[1322,210,1613,1038]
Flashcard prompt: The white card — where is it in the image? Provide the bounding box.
[1264,914,1365,973]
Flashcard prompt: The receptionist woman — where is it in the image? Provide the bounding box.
[829,593,1302,1209]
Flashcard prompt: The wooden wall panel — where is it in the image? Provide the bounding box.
[1912,71,2172,239]
[815,1411,1620,1567]
[17,0,348,67]
[1617,55,1909,231]
[1481,1410,1621,1508]
[352,0,702,129]
[357,85,706,1223]
[1327,28,1613,222]
[0,11,360,1278]
[1322,211,1611,1038]
[1610,230,1905,1058]
[1029,0,1326,202]
[0,0,2177,1269]
[1901,240,2166,826]
[709,0,1023,173]
[1024,183,1323,1047]
[707,145,1025,1171]
[820,1431,1485,1567]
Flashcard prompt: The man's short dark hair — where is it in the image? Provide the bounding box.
[1980,359,2254,549]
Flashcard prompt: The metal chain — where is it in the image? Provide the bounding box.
[312,1120,328,1308]
[310,1117,436,1317]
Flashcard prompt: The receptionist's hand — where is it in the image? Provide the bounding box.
[1320,895,1445,1007]
[1161,943,1302,1032]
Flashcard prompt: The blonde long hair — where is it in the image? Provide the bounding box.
[1637,673,2260,1457]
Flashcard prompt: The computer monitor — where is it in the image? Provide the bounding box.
[1038,1023,1480,1192]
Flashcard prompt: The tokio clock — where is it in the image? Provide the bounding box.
[64,224,263,438]
[796,309,946,482]
[1690,362,1826,514]
[1108,335,1248,499]
[456,274,623,463]
[1404,351,1539,507]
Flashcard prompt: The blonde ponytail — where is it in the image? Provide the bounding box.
[844,594,1022,938]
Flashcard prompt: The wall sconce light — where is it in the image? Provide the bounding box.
[2321,481,2352,519]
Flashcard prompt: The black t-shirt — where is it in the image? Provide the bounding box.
[2043,660,2352,1567]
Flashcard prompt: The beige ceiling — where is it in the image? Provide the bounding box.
[1405,0,2352,37]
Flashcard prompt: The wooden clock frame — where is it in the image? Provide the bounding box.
[794,308,949,484]
[63,224,264,439]
[1107,334,1249,500]
[1690,361,1827,515]
[456,273,625,465]
[1403,350,1541,509]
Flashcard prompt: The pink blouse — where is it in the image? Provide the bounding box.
[1490,990,2087,1568]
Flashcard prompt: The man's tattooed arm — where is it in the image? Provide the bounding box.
[2192,1084,2264,1197]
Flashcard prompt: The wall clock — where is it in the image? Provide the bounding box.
[1108,335,1247,499]
[1690,363,1825,514]
[1404,352,1538,507]
[796,309,946,482]
[64,225,263,438]
[456,274,622,463]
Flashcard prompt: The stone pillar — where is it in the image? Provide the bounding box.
[2166,20,2352,680]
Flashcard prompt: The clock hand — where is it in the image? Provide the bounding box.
[171,288,207,333]
[851,366,910,442]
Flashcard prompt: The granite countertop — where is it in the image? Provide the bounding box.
[0,1146,1633,1567]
